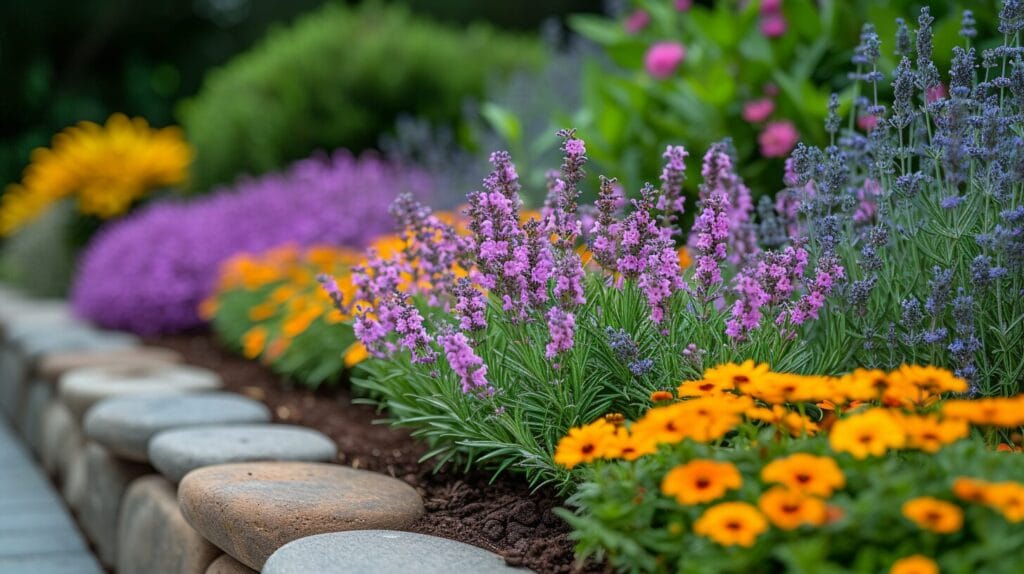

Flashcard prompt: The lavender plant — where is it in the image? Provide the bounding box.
[328,132,848,488]
[786,5,1024,396]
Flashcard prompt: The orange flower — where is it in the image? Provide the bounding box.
[677,247,692,269]
[902,497,963,533]
[889,364,967,395]
[760,453,845,497]
[661,460,742,505]
[757,486,827,530]
[890,555,939,574]
[745,405,818,437]
[943,396,1024,427]
[241,326,268,359]
[677,378,734,397]
[898,414,969,453]
[829,408,906,459]
[603,427,659,461]
[986,481,1024,522]
[650,390,674,403]
[343,342,369,367]
[693,502,768,547]
[553,419,617,469]
[952,477,991,504]
[702,360,771,391]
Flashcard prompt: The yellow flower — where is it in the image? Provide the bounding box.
[248,302,278,322]
[890,364,967,395]
[1,113,192,235]
[603,427,658,461]
[757,486,828,530]
[829,408,906,459]
[741,372,830,404]
[744,405,819,437]
[649,390,675,403]
[661,460,742,505]
[760,453,845,497]
[702,360,771,390]
[985,481,1024,522]
[677,247,692,269]
[554,419,617,469]
[693,502,768,547]
[890,555,939,574]
[241,326,268,359]
[677,378,733,397]
[952,477,991,504]
[343,342,369,367]
[898,414,969,453]
[943,396,1024,427]
[902,497,963,534]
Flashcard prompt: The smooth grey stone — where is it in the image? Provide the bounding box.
[0,552,103,574]
[59,363,223,422]
[84,393,271,462]
[149,424,336,482]
[0,529,87,557]
[263,531,531,574]
[15,328,138,359]
[77,442,151,566]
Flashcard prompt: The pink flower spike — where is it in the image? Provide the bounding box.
[760,13,787,38]
[742,99,775,123]
[857,114,879,132]
[758,121,799,158]
[675,0,693,11]
[645,42,686,79]
[624,10,650,34]
[927,83,947,103]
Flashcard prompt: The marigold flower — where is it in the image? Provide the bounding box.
[603,427,659,461]
[902,497,964,533]
[742,372,830,404]
[631,396,748,446]
[890,555,939,574]
[677,247,692,269]
[241,326,268,359]
[829,408,906,459]
[745,405,819,436]
[342,342,369,368]
[661,460,742,505]
[986,481,1024,522]
[703,360,770,390]
[677,379,732,397]
[943,396,1024,427]
[758,486,827,530]
[890,364,967,395]
[898,414,969,453]
[952,477,991,504]
[693,502,768,547]
[761,453,845,497]
[554,419,617,469]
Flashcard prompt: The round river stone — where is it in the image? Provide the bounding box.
[149,424,337,482]
[262,530,530,574]
[58,363,222,422]
[38,347,183,383]
[178,462,425,570]
[83,393,271,462]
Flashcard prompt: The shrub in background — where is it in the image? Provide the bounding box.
[71,151,430,334]
[179,2,545,191]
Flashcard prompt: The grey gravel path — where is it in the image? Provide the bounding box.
[0,418,102,574]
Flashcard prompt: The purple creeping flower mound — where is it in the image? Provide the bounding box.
[71,151,432,334]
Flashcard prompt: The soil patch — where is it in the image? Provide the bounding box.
[148,332,601,574]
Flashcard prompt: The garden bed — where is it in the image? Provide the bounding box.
[149,332,596,574]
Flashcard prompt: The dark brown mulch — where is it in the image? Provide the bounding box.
[148,332,602,574]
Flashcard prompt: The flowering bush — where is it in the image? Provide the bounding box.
[559,0,993,195]
[205,244,367,388]
[71,152,430,334]
[784,5,1024,395]
[0,113,192,235]
[558,363,1024,573]
[327,131,849,488]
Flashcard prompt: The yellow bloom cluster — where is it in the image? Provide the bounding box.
[203,242,373,364]
[1,114,192,235]
[953,477,1024,522]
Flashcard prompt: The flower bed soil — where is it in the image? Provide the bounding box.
[148,332,599,574]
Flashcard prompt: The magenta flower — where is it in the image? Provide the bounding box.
[742,98,775,123]
[760,13,787,38]
[857,113,880,131]
[438,329,491,396]
[644,42,686,79]
[453,278,487,332]
[657,145,689,233]
[758,121,799,158]
[624,9,650,34]
[760,0,782,12]
[926,83,948,103]
[675,0,693,11]
[545,306,576,359]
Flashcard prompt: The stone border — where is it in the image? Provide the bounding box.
[0,290,531,574]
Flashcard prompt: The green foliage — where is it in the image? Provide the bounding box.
[564,436,1024,574]
[179,2,545,191]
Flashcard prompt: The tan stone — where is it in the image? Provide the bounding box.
[205,555,257,574]
[118,475,219,574]
[178,462,424,570]
[78,442,153,567]
[59,363,222,422]
[39,400,79,478]
[37,346,183,383]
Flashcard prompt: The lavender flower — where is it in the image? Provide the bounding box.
[391,294,436,364]
[453,278,488,332]
[438,328,492,396]
[545,306,575,359]
[657,145,689,233]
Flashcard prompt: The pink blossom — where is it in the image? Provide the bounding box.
[926,83,947,103]
[675,0,693,11]
[644,42,686,79]
[760,0,782,13]
[742,98,775,123]
[760,13,787,37]
[763,83,779,97]
[857,114,879,132]
[758,121,799,158]
[624,10,650,34]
